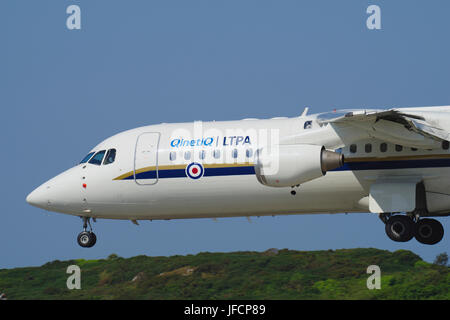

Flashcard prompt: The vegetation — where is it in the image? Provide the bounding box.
[433,252,449,267]
[0,248,448,300]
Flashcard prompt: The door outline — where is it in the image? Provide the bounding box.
[133,132,160,185]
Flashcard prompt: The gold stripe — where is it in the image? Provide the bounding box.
[113,172,135,181]
[204,162,254,168]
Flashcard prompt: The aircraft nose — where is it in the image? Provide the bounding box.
[26,185,49,209]
[27,167,85,214]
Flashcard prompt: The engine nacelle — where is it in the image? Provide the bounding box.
[254,144,344,187]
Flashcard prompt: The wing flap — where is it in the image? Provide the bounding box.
[317,109,448,146]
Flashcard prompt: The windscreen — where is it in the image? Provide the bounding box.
[80,152,95,164]
[88,150,106,165]
[103,149,116,165]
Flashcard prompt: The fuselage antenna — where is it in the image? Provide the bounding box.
[301,107,309,117]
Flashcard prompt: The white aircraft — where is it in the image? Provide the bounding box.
[27,106,449,247]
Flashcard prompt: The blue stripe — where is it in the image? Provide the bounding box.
[204,166,255,177]
[125,158,450,181]
[125,166,255,180]
[124,169,187,180]
[332,158,450,171]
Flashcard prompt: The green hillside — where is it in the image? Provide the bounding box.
[0,248,448,300]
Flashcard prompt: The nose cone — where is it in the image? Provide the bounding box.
[26,185,49,209]
[26,167,84,214]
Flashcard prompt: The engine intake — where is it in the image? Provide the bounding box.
[255,144,343,187]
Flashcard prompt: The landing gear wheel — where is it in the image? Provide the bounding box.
[385,215,414,242]
[77,231,97,248]
[89,232,97,247]
[77,217,97,248]
[414,218,444,245]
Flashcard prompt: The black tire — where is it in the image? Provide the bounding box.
[77,231,96,248]
[414,218,444,245]
[385,215,414,242]
[88,232,97,247]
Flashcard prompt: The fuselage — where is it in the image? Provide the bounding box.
[26,106,450,221]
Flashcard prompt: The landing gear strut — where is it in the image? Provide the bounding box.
[381,214,444,245]
[77,217,97,248]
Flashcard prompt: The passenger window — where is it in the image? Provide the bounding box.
[103,149,116,165]
[169,151,176,161]
[443,141,449,150]
[365,143,372,153]
[380,143,387,153]
[89,150,106,165]
[80,152,95,164]
[246,149,253,158]
[232,149,238,158]
[349,144,357,153]
[213,150,221,159]
[304,121,312,129]
[199,150,206,160]
[395,145,403,152]
[184,151,191,160]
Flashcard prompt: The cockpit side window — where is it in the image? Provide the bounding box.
[304,121,313,129]
[103,149,116,165]
[80,152,95,164]
[89,150,106,165]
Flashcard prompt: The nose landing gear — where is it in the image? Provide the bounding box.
[77,217,97,248]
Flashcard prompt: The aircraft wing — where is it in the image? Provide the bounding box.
[317,109,450,147]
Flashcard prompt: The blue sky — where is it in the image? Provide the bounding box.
[1,0,449,269]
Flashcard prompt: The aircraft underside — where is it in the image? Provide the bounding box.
[74,169,447,248]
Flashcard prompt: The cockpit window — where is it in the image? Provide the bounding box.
[103,149,116,165]
[304,121,313,129]
[89,150,106,165]
[80,152,95,164]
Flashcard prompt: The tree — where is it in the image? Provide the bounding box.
[107,253,120,260]
[433,252,448,266]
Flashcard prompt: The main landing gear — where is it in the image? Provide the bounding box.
[77,217,97,248]
[380,214,444,245]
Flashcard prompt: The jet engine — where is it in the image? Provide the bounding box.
[254,144,344,187]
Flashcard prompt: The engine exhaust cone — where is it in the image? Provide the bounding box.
[321,149,344,173]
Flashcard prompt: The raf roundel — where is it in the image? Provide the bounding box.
[186,162,204,180]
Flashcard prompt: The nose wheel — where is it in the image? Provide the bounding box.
[77,217,97,248]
